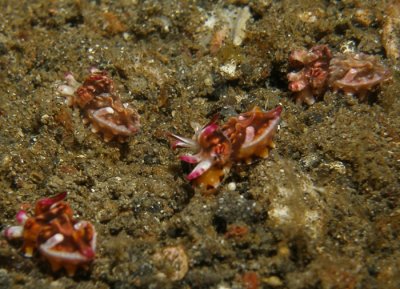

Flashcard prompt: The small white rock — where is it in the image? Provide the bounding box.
[227,182,236,191]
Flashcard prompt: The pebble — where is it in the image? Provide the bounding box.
[262,276,283,287]
[227,182,236,191]
[0,269,11,289]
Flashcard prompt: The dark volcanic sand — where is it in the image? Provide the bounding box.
[0,1,399,288]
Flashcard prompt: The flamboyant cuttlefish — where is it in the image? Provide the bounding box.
[58,68,140,142]
[287,45,392,105]
[168,106,282,194]
[287,45,332,105]
[3,192,96,276]
[329,52,392,101]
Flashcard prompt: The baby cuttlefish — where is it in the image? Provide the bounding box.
[168,106,282,194]
[3,192,96,276]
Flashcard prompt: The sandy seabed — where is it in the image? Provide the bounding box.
[0,1,399,288]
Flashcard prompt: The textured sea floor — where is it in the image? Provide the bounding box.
[0,1,399,288]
